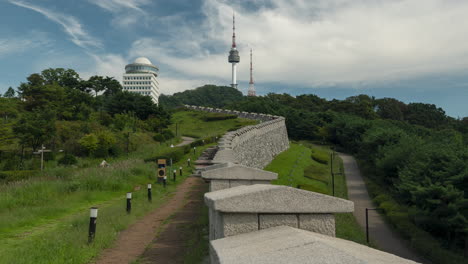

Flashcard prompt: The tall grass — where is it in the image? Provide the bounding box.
[0,110,250,264]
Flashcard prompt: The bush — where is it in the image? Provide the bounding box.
[202,113,237,121]
[311,150,329,165]
[0,170,37,182]
[58,154,78,166]
[162,129,175,140]
[144,148,186,164]
[153,133,165,142]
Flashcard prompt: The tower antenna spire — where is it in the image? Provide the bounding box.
[249,48,253,84]
[232,12,236,48]
[248,48,256,96]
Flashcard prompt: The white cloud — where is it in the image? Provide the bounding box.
[8,0,101,49]
[81,53,128,81]
[0,31,51,57]
[88,0,151,28]
[121,0,468,88]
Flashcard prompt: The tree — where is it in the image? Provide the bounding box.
[3,87,16,98]
[0,98,18,123]
[404,103,448,129]
[159,85,243,108]
[82,76,122,97]
[17,74,66,111]
[13,110,56,151]
[40,68,81,89]
[375,98,406,121]
[105,91,161,120]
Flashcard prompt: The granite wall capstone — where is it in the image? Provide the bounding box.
[184,105,289,169]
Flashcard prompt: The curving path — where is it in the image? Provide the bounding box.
[176,136,195,147]
[339,153,428,263]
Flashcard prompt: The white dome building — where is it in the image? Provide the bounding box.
[122,57,160,104]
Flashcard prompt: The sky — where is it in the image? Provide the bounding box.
[0,0,467,117]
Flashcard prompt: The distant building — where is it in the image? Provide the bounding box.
[122,57,160,104]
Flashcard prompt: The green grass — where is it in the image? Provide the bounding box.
[169,110,257,139]
[0,110,251,264]
[265,141,368,245]
[182,205,210,263]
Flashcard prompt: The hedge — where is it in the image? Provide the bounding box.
[365,178,467,264]
[0,170,38,182]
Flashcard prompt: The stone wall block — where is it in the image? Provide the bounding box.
[259,214,298,230]
[222,213,258,238]
[299,214,336,237]
[210,180,230,192]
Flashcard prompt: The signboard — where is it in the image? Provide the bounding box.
[157,159,166,183]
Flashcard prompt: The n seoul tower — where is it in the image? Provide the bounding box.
[248,48,256,96]
[228,13,240,89]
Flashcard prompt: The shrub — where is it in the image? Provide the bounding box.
[153,133,165,142]
[162,129,175,140]
[79,133,99,155]
[202,113,237,121]
[144,148,186,164]
[0,170,37,182]
[58,154,78,166]
[310,150,329,165]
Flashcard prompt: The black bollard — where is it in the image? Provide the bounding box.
[179,166,183,176]
[163,176,167,188]
[88,207,98,243]
[126,192,132,214]
[193,147,196,155]
[173,169,176,181]
[147,184,152,202]
[187,158,191,167]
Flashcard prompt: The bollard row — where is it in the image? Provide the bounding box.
[87,163,189,242]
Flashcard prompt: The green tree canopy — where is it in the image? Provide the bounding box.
[3,87,16,98]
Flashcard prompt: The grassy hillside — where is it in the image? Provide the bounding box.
[264,142,368,245]
[0,110,251,264]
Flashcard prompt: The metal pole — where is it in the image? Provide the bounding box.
[366,208,369,243]
[332,172,335,196]
[88,207,98,243]
[41,144,44,171]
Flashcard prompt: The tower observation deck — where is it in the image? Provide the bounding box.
[228,13,240,89]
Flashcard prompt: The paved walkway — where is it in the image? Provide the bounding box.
[176,136,195,147]
[339,153,428,263]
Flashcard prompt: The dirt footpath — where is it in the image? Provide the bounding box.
[94,177,206,264]
[138,177,208,264]
[339,153,428,263]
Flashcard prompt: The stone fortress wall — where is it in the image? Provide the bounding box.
[184,105,289,168]
[185,105,418,264]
